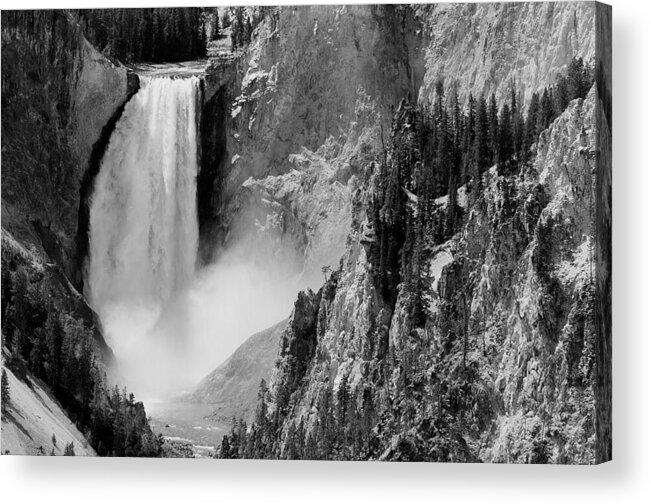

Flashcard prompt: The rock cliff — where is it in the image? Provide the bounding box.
[417,2,596,105]
[1,11,137,288]
[200,5,423,280]
[200,2,598,287]
[213,3,611,463]
[260,86,603,463]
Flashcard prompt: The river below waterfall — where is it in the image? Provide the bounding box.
[146,398,227,458]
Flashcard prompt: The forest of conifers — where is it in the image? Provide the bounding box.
[217,57,595,461]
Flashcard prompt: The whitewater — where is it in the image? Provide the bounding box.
[86,74,299,397]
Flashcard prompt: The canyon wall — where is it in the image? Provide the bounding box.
[207,3,608,463]
[1,11,137,288]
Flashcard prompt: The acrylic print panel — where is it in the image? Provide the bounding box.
[0,2,611,463]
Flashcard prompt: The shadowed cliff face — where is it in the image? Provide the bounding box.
[1,11,135,287]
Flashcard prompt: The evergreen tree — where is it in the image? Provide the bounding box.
[488,93,499,163]
[553,74,570,116]
[210,10,220,40]
[1,369,9,417]
[63,442,75,456]
[525,91,540,149]
[221,10,231,29]
[245,17,253,44]
[473,94,490,196]
[497,103,513,174]
[567,56,589,100]
[537,87,554,134]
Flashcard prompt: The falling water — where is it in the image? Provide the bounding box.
[85,73,301,398]
[86,76,200,394]
[88,76,200,311]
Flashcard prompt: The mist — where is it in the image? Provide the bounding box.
[96,243,307,400]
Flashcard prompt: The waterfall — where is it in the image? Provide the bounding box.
[87,76,200,312]
[84,73,297,397]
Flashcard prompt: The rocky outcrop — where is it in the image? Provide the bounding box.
[417,2,596,106]
[200,2,598,289]
[200,5,423,272]
[258,86,603,463]
[1,11,136,286]
[192,320,287,423]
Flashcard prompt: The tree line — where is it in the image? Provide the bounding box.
[1,260,161,457]
[216,57,594,461]
[75,8,207,63]
[368,56,594,326]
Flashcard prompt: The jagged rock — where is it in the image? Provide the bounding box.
[257,87,603,463]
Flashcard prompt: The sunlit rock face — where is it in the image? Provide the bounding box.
[202,2,597,292]
[261,87,601,463]
[418,2,596,106]
[195,5,605,463]
[202,5,423,281]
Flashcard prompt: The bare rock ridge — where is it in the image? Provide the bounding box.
[417,2,596,106]
[191,320,287,423]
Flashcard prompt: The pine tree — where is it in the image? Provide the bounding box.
[221,10,231,29]
[497,103,513,174]
[473,94,490,197]
[210,10,220,40]
[1,369,9,417]
[525,91,540,149]
[63,442,75,456]
[553,73,570,116]
[537,87,554,134]
[245,17,253,44]
[567,56,587,100]
[488,93,499,163]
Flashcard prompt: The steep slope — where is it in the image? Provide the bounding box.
[417,2,596,105]
[222,85,604,463]
[1,11,137,286]
[200,3,597,287]
[201,5,423,281]
[1,354,95,456]
[192,320,287,423]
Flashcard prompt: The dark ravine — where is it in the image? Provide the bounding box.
[198,84,230,264]
[74,71,140,292]
[197,56,239,263]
